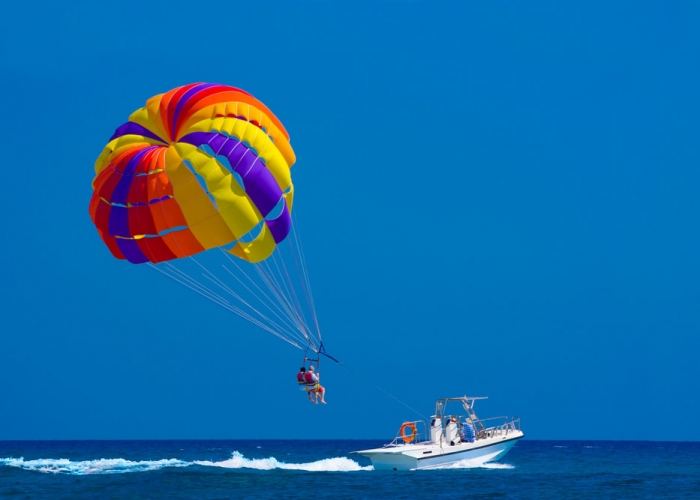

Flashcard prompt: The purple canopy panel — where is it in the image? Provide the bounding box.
[108,206,130,238]
[110,148,154,205]
[218,137,244,159]
[265,200,291,243]
[179,132,283,218]
[240,158,282,217]
[110,122,166,143]
[206,133,229,155]
[115,238,150,264]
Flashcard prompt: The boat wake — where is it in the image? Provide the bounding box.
[0,452,371,475]
[196,451,372,471]
[1,453,513,475]
[421,459,515,470]
[0,457,189,475]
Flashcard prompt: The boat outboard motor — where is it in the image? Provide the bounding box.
[429,417,442,444]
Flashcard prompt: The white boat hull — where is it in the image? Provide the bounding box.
[354,431,523,471]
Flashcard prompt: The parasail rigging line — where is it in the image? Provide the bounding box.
[223,248,317,347]
[255,255,314,343]
[268,249,316,343]
[290,211,321,338]
[258,249,318,344]
[218,252,309,341]
[298,349,427,420]
[287,237,318,340]
[148,262,306,350]
[156,260,304,346]
[337,361,429,421]
[258,255,305,331]
[274,249,308,335]
[145,211,325,356]
[189,256,309,346]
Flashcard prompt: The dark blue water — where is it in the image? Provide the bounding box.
[1,440,699,499]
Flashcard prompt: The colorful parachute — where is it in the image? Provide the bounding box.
[89,83,331,361]
[89,83,296,264]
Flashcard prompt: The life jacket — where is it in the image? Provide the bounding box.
[296,372,306,385]
[304,371,318,388]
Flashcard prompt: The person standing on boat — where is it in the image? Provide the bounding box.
[304,365,327,404]
[297,367,315,402]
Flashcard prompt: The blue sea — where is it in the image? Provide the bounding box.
[1,440,699,499]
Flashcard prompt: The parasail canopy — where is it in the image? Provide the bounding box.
[89,83,297,265]
[89,83,330,361]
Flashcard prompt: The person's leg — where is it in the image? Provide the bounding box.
[319,386,326,404]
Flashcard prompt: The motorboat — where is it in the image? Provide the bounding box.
[352,396,523,471]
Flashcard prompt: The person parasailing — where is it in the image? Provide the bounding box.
[296,366,315,402]
[304,365,326,404]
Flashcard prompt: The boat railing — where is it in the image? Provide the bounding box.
[384,420,428,447]
[475,416,521,440]
[382,415,521,447]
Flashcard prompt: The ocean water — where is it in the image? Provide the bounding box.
[1,440,699,499]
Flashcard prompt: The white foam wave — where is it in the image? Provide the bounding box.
[196,451,372,472]
[423,459,514,470]
[0,452,371,475]
[0,457,189,475]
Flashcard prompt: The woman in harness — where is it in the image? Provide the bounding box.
[304,365,327,404]
[296,367,314,402]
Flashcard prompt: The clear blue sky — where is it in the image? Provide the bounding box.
[1,0,698,441]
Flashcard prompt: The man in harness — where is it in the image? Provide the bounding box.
[303,365,327,404]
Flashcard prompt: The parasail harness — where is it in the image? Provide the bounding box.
[302,342,339,369]
[299,342,338,392]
